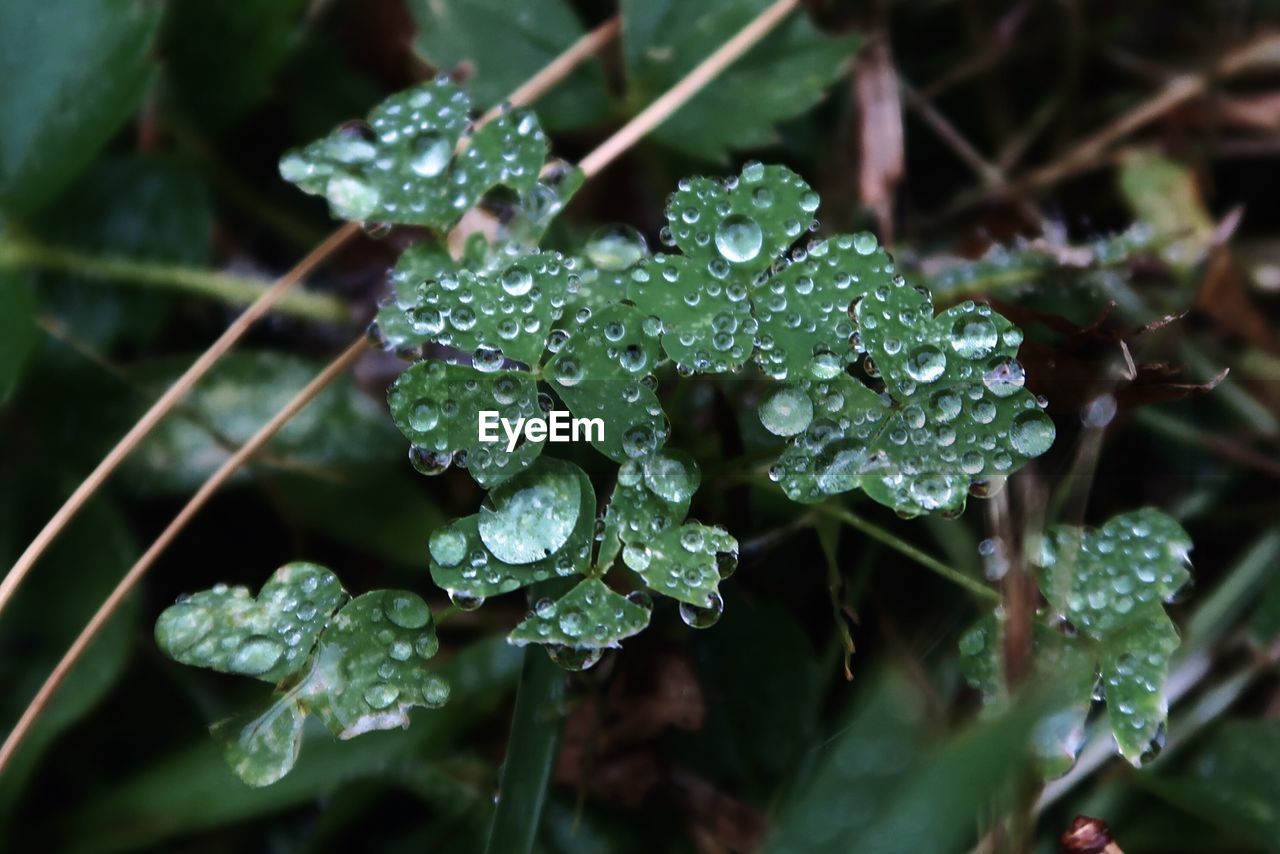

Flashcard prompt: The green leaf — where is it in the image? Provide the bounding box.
[775,286,1053,517]
[546,302,668,462]
[0,271,36,402]
[388,359,545,487]
[211,699,306,788]
[410,0,612,133]
[279,78,548,227]
[620,0,858,161]
[125,351,397,494]
[302,590,448,739]
[963,509,1193,771]
[621,522,736,617]
[508,577,651,650]
[599,449,700,569]
[387,249,580,366]
[428,458,595,603]
[374,241,462,353]
[0,0,162,213]
[629,163,817,374]
[155,562,345,683]
[958,613,1096,777]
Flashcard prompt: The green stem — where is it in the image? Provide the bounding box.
[819,504,1000,603]
[0,235,351,324]
[485,648,565,854]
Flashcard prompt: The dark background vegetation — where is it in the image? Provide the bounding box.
[2,0,1280,851]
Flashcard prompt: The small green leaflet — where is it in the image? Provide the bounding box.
[278,77,548,228]
[959,509,1193,773]
[155,565,446,786]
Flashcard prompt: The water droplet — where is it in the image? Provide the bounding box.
[714,214,763,263]
[364,683,400,710]
[478,468,580,564]
[905,345,946,383]
[679,591,724,628]
[386,594,431,629]
[500,264,533,296]
[547,644,602,671]
[759,386,814,436]
[586,224,649,271]
[852,232,878,255]
[410,132,451,177]
[423,677,451,706]
[949,314,999,359]
[231,636,284,675]
[1011,410,1055,457]
[430,528,467,566]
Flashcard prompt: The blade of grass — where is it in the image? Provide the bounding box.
[484,649,566,854]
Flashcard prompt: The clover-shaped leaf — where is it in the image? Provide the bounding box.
[960,509,1192,772]
[1038,508,1190,765]
[599,449,700,569]
[385,249,582,367]
[211,699,306,788]
[155,562,345,683]
[428,457,595,606]
[629,163,815,374]
[388,360,544,486]
[622,522,737,627]
[546,303,669,462]
[772,285,1055,517]
[301,590,448,739]
[278,78,547,227]
[958,613,1096,778]
[509,577,651,653]
[156,566,448,786]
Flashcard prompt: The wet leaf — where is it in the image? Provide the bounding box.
[962,509,1193,771]
[302,590,448,739]
[546,303,668,462]
[279,78,548,227]
[599,449,700,569]
[509,577,651,649]
[383,249,579,366]
[622,522,736,614]
[387,359,544,487]
[211,699,306,788]
[155,562,346,683]
[427,458,595,603]
[0,0,161,213]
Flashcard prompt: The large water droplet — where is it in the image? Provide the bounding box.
[326,174,380,220]
[759,386,814,436]
[385,594,431,629]
[586,224,649,271]
[429,528,467,566]
[949,314,999,359]
[231,636,284,675]
[410,132,451,177]
[905,345,946,383]
[714,214,763,263]
[478,468,581,564]
[364,683,401,710]
[1011,410,1055,457]
[679,591,724,628]
[500,265,533,296]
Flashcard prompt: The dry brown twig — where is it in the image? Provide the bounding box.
[0,0,806,776]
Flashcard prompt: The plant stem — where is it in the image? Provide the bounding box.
[819,504,1000,603]
[0,235,351,323]
[485,648,566,854]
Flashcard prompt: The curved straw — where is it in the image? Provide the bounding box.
[0,0,803,775]
[0,16,624,619]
